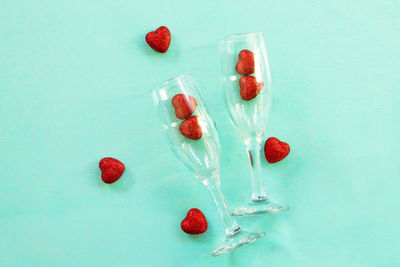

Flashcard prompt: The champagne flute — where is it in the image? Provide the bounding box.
[219,33,289,216]
[151,73,264,256]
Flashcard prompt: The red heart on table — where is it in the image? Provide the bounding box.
[236,49,255,75]
[181,208,208,234]
[171,94,198,120]
[99,157,125,184]
[145,26,171,53]
[264,137,290,163]
[239,76,263,101]
[179,116,202,140]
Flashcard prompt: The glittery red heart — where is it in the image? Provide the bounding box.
[171,94,198,120]
[236,49,255,75]
[145,26,171,53]
[181,208,208,235]
[239,76,263,101]
[264,137,290,163]
[179,116,202,140]
[99,157,125,184]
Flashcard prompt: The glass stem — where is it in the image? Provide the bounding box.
[246,137,267,202]
[204,174,241,237]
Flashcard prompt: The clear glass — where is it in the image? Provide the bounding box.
[151,73,264,256]
[219,33,289,216]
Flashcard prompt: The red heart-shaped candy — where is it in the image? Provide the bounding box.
[239,76,263,101]
[181,208,208,235]
[99,157,125,184]
[145,26,171,53]
[236,49,255,75]
[179,116,202,140]
[264,137,290,163]
[171,94,198,120]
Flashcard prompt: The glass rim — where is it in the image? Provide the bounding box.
[219,32,263,43]
[161,73,192,85]
[149,73,193,94]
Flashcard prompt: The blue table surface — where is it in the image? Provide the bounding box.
[1,0,399,266]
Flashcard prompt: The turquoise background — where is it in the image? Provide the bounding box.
[1,0,399,266]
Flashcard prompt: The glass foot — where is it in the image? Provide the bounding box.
[212,229,264,256]
[231,199,289,216]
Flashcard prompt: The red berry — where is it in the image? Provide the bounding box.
[181,208,208,235]
[99,157,125,184]
[264,137,290,163]
[235,49,255,75]
[145,26,171,53]
[179,116,202,140]
[171,94,198,120]
[239,76,263,101]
